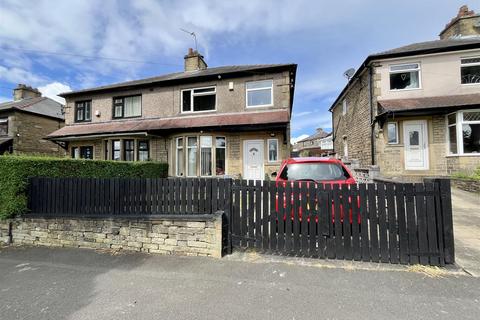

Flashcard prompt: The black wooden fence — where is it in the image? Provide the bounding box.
[27,177,454,266]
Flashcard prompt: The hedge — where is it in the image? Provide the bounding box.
[0,155,168,219]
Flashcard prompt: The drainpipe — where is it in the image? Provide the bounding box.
[368,64,375,166]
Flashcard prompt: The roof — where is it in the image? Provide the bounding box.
[0,97,64,120]
[296,129,331,143]
[329,37,480,112]
[377,93,480,114]
[60,64,297,98]
[47,109,289,140]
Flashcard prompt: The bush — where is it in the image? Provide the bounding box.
[451,166,480,181]
[0,155,168,219]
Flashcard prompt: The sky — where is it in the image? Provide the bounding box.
[0,0,475,142]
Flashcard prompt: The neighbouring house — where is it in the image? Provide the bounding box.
[329,5,480,181]
[292,128,333,157]
[0,84,64,156]
[47,49,297,179]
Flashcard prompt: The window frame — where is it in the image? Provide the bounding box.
[267,138,279,163]
[342,99,347,115]
[112,94,142,119]
[0,118,8,136]
[180,86,217,114]
[123,139,135,161]
[112,140,121,161]
[137,140,149,161]
[200,136,213,177]
[460,56,480,86]
[215,136,226,176]
[246,80,274,108]
[186,136,198,177]
[176,137,185,176]
[74,100,92,123]
[446,109,480,156]
[389,62,422,91]
[386,122,399,145]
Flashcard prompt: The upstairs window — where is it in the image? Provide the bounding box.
[461,57,480,84]
[182,87,216,113]
[75,101,91,122]
[246,80,273,107]
[0,118,7,135]
[387,122,398,144]
[113,95,141,118]
[389,63,420,90]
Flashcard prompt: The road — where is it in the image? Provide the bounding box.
[0,247,479,320]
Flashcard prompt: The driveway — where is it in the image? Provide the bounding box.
[452,187,480,277]
[0,247,479,320]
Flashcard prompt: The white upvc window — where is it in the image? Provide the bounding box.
[186,136,198,177]
[460,56,480,85]
[181,86,216,113]
[267,138,279,162]
[200,136,213,176]
[389,63,421,90]
[387,122,399,144]
[447,110,480,155]
[246,80,273,107]
[342,99,347,115]
[176,137,185,176]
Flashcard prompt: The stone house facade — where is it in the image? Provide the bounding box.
[292,128,333,157]
[330,6,480,181]
[48,49,297,179]
[0,85,64,156]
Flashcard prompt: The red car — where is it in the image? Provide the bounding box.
[272,157,358,224]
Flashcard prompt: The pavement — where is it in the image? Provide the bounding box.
[451,187,480,277]
[0,246,479,320]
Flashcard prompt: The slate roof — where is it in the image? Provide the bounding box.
[60,64,297,97]
[377,93,480,114]
[296,129,331,143]
[47,110,289,140]
[0,97,64,120]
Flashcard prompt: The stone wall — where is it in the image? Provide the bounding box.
[0,215,223,258]
[451,178,480,193]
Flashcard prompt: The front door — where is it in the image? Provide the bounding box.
[243,140,264,180]
[403,120,429,170]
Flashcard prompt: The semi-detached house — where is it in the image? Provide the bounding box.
[330,6,480,181]
[48,49,297,180]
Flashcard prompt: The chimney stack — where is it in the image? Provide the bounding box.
[184,48,207,72]
[13,84,41,101]
[439,5,480,39]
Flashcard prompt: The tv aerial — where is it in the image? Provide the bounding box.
[180,28,198,51]
[343,68,356,81]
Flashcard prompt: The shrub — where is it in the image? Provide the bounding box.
[0,155,168,219]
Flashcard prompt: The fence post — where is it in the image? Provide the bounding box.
[438,178,455,264]
[222,179,233,255]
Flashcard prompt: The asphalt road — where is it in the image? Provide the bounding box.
[0,247,479,320]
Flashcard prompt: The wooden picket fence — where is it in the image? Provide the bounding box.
[26,177,454,266]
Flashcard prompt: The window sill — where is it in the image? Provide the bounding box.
[389,87,422,92]
[446,153,480,157]
[246,104,274,109]
[180,110,217,115]
[112,116,142,120]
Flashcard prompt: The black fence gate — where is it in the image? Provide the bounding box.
[227,179,454,266]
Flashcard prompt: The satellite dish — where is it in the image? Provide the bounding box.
[343,68,356,81]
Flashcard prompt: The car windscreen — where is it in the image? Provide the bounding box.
[279,162,350,181]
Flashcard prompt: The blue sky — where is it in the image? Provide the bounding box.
[0,0,474,141]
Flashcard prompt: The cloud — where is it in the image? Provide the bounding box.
[38,82,72,104]
[291,134,309,144]
[0,96,10,103]
[0,65,45,86]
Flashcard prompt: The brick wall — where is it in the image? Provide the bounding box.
[0,215,223,258]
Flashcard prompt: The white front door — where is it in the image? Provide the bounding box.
[243,140,264,180]
[403,120,429,170]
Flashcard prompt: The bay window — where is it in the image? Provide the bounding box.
[182,87,216,113]
[113,95,141,118]
[112,140,121,161]
[215,137,226,175]
[124,140,135,161]
[71,146,93,159]
[138,140,149,161]
[389,63,420,90]
[176,138,184,176]
[177,135,226,176]
[246,80,273,107]
[187,137,198,176]
[448,110,480,155]
[460,57,480,84]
